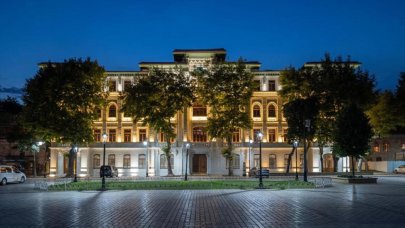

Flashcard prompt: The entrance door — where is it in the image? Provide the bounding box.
[192,154,207,174]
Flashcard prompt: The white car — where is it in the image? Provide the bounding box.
[394,165,405,174]
[0,165,27,185]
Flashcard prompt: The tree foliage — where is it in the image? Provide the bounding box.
[280,54,376,172]
[23,58,106,177]
[122,67,195,176]
[332,104,372,176]
[193,59,254,176]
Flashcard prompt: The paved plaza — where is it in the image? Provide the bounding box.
[1,176,405,227]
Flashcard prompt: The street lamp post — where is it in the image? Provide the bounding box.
[304,119,310,182]
[257,132,263,189]
[73,146,78,182]
[143,141,148,177]
[293,140,299,181]
[34,141,44,178]
[101,133,107,190]
[248,139,253,176]
[184,143,190,181]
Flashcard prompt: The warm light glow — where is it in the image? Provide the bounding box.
[249,139,253,144]
[257,132,263,140]
[143,141,148,146]
[37,141,44,146]
[49,174,56,177]
[102,133,107,142]
[186,143,190,149]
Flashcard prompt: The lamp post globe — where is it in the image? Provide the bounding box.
[101,133,107,190]
[257,132,264,189]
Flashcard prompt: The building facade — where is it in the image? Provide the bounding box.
[49,49,327,177]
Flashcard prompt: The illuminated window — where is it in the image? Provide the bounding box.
[93,129,101,142]
[193,103,207,116]
[109,80,116,91]
[93,154,100,168]
[159,132,175,143]
[139,129,147,142]
[232,154,240,169]
[383,143,389,152]
[138,154,146,169]
[109,104,117,118]
[269,154,276,169]
[268,80,276,91]
[283,128,288,142]
[268,104,276,118]
[268,129,276,143]
[193,127,207,142]
[124,129,131,142]
[253,105,261,117]
[108,129,116,142]
[108,154,115,166]
[123,154,131,168]
[160,154,174,169]
[373,144,380,153]
[253,129,262,142]
[232,129,240,143]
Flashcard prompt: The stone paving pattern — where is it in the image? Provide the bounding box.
[1,177,405,227]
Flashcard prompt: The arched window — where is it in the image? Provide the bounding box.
[253,105,261,117]
[109,104,117,118]
[108,154,115,167]
[193,127,207,142]
[93,154,100,168]
[138,154,146,169]
[123,154,131,168]
[193,103,207,116]
[268,104,276,118]
[232,154,240,169]
[160,154,174,169]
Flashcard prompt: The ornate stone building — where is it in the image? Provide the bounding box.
[49,49,325,177]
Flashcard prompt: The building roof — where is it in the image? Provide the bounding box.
[172,48,226,54]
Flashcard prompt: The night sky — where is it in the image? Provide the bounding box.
[1,0,404,90]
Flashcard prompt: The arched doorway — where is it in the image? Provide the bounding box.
[192,154,207,174]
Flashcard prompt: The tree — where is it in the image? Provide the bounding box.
[367,91,399,136]
[332,104,372,177]
[122,67,195,176]
[194,59,253,176]
[394,72,405,132]
[283,97,318,181]
[280,54,376,172]
[23,58,106,177]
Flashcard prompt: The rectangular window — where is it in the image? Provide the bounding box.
[138,154,146,169]
[268,80,276,91]
[254,154,260,168]
[232,129,240,143]
[108,129,116,142]
[139,129,147,142]
[124,80,132,91]
[253,80,261,91]
[232,154,240,169]
[108,154,115,166]
[109,80,116,92]
[160,154,167,169]
[123,154,131,168]
[193,104,207,116]
[284,154,290,169]
[383,143,389,153]
[373,144,380,153]
[283,128,288,142]
[268,129,276,143]
[269,154,276,169]
[94,129,101,142]
[124,129,131,142]
[253,129,262,142]
[93,154,100,168]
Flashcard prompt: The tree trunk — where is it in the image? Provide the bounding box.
[68,146,74,178]
[333,155,339,172]
[351,156,355,177]
[166,138,174,176]
[227,137,233,176]
[319,145,324,173]
[286,147,295,173]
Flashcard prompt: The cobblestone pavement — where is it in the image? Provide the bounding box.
[1,176,405,227]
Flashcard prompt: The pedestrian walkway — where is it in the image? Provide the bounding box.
[0,176,404,227]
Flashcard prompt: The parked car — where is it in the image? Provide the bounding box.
[394,165,405,174]
[100,165,118,178]
[255,169,270,178]
[0,165,27,185]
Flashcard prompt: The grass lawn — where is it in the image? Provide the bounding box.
[47,179,315,191]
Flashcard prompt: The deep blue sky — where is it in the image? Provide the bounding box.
[1,0,404,90]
